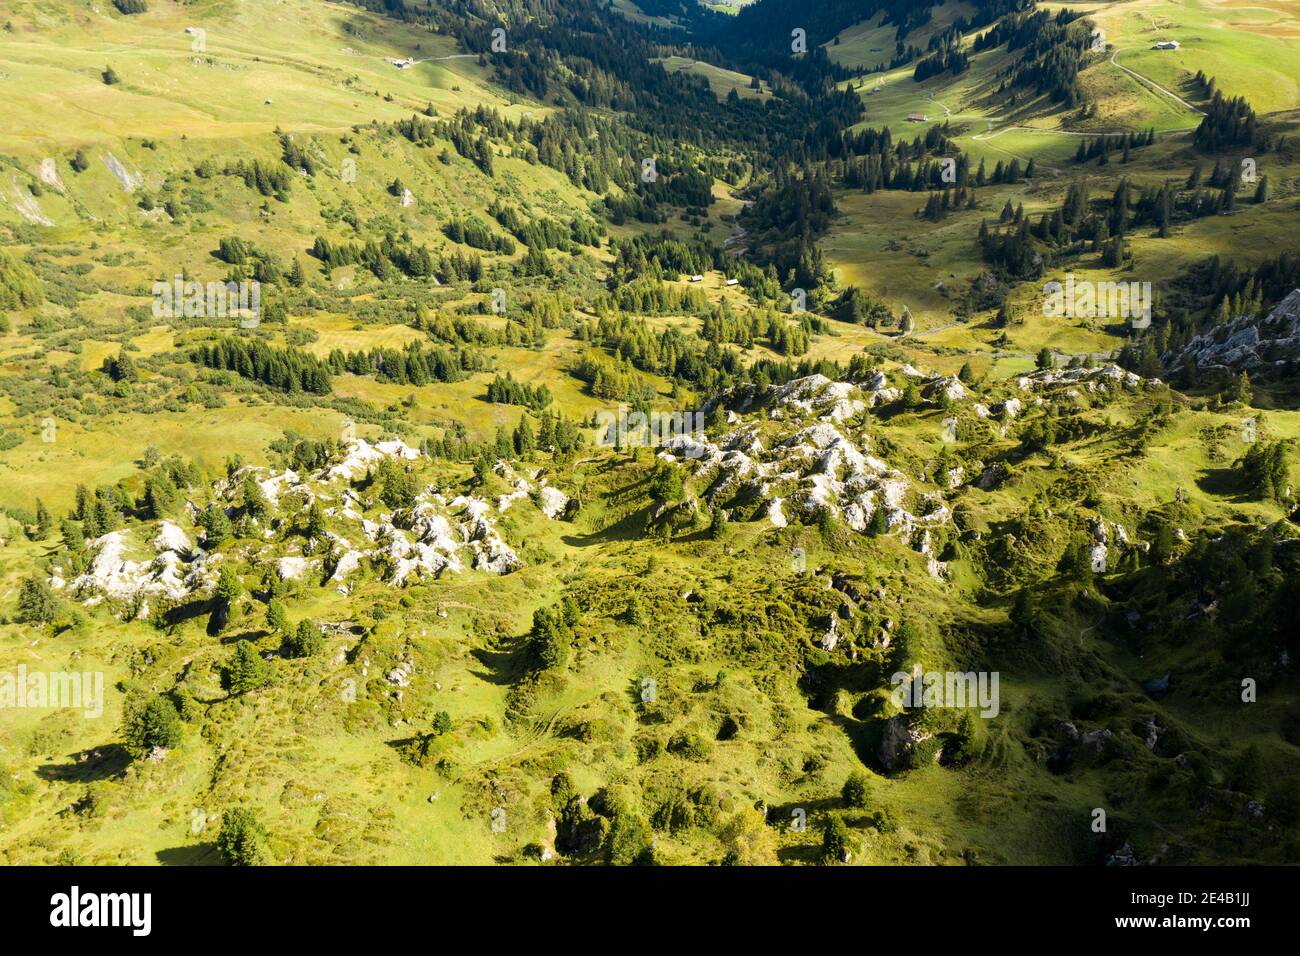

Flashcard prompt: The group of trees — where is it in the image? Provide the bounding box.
[423,410,584,463]
[490,201,603,252]
[278,132,318,175]
[913,45,969,81]
[17,575,60,625]
[68,482,139,541]
[191,338,332,394]
[100,351,139,384]
[974,7,1093,107]
[443,217,516,255]
[486,372,554,410]
[1240,440,1290,503]
[325,341,487,387]
[574,314,746,398]
[977,169,1253,279]
[120,691,182,758]
[1194,92,1261,152]
[0,249,44,310]
[920,187,977,221]
[140,458,204,522]
[699,304,816,356]
[310,233,441,283]
[528,599,580,672]
[831,286,897,328]
[1073,129,1156,165]
[220,158,294,202]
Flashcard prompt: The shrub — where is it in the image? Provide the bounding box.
[821,816,854,863]
[225,641,271,693]
[120,693,183,757]
[17,575,59,624]
[283,619,323,658]
[869,806,899,833]
[667,731,712,761]
[217,808,271,866]
[604,809,653,866]
[718,807,778,866]
[842,771,870,809]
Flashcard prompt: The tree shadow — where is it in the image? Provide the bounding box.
[36,744,132,783]
[560,503,655,548]
[163,597,217,628]
[826,712,887,772]
[1196,467,1250,501]
[777,844,825,865]
[205,603,228,637]
[156,843,222,866]
[218,628,269,647]
[469,633,532,685]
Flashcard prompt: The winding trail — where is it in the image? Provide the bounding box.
[925,90,952,118]
[1108,47,1205,117]
[345,50,478,66]
[963,45,1204,172]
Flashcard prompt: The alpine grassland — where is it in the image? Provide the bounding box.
[0,0,1297,867]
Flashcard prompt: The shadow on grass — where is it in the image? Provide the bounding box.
[1196,466,1251,502]
[560,503,655,548]
[156,843,222,866]
[469,633,532,686]
[218,628,269,647]
[36,744,132,784]
[162,597,217,629]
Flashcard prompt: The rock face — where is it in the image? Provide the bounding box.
[878,714,932,771]
[277,556,311,581]
[538,486,570,519]
[325,438,421,482]
[923,375,965,403]
[661,374,952,556]
[1017,363,1155,393]
[53,439,570,612]
[153,521,193,556]
[102,152,142,192]
[61,531,216,612]
[1166,289,1300,371]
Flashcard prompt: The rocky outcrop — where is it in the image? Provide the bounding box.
[538,485,570,519]
[878,714,932,771]
[59,530,216,614]
[660,375,952,554]
[1165,289,1300,371]
[1017,364,1155,394]
[52,439,566,610]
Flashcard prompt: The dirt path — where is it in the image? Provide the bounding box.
[723,195,751,258]
[968,127,1065,175]
[925,90,952,118]
[1108,47,1205,117]
[963,46,1204,171]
